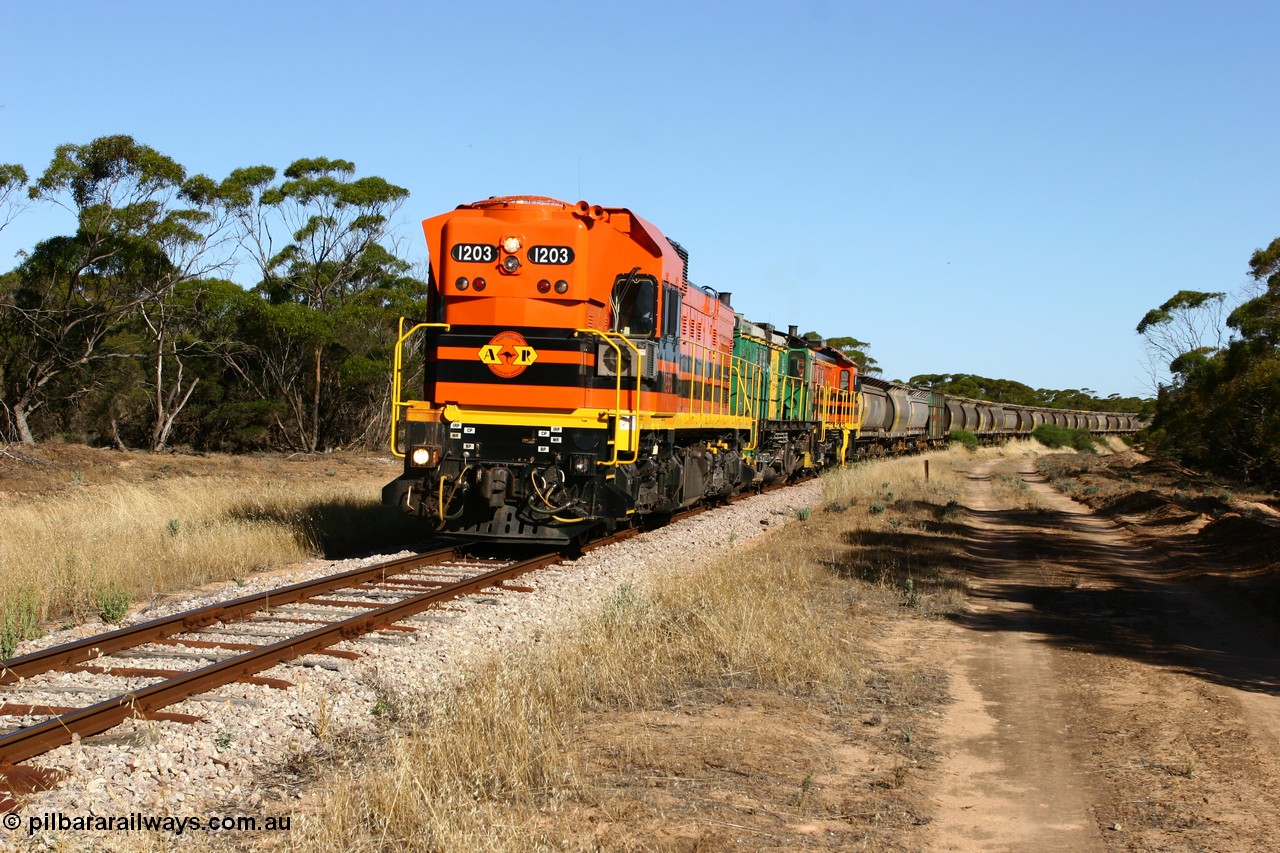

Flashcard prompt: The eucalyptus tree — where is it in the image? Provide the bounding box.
[0,164,28,438]
[0,136,230,446]
[0,136,232,440]
[0,163,28,237]
[802,331,882,378]
[1138,238,1280,485]
[1135,290,1229,391]
[221,157,420,451]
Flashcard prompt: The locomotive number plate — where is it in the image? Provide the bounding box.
[450,243,497,263]
[527,245,574,264]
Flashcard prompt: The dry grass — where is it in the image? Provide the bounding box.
[291,540,862,852]
[0,469,417,649]
[283,447,997,852]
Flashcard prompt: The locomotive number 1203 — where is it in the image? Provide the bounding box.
[528,245,574,264]
[450,243,497,263]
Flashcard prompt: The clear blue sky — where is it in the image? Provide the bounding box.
[4,0,1277,399]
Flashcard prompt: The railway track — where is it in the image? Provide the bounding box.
[0,478,797,811]
[0,544,566,808]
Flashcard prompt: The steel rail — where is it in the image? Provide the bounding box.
[0,482,800,773]
[0,544,464,685]
[0,549,562,766]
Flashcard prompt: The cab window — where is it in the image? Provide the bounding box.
[788,353,806,378]
[612,273,657,336]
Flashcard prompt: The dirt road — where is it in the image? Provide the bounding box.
[922,457,1280,852]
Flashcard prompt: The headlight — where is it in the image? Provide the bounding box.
[502,255,520,273]
[569,453,595,475]
[410,445,441,468]
[502,236,521,253]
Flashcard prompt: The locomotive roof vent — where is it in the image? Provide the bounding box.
[667,237,689,282]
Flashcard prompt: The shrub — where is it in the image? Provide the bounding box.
[1068,429,1096,453]
[97,584,132,624]
[1,594,40,659]
[1031,423,1070,448]
[1032,424,1096,452]
[949,429,979,451]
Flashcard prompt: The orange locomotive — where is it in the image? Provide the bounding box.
[384,196,860,543]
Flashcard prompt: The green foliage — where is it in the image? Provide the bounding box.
[948,429,979,450]
[1032,424,1067,447]
[0,163,28,191]
[0,163,29,234]
[1032,423,1096,452]
[1069,431,1097,453]
[1248,235,1280,291]
[1,594,41,659]
[1,138,428,451]
[97,584,131,624]
[1136,290,1227,334]
[1138,241,1280,487]
[803,331,881,375]
[0,135,224,446]
[902,576,921,608]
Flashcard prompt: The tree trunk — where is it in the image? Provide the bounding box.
[151,329,166,451]
[13,402,35,446]
[310,343,322,453]
[110,417,128,451]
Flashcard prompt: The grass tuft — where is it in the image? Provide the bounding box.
[96,584,131,624]
[0,593,40,659]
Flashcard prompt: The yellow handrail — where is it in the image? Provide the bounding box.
[574,328,642,466]
[730,361,758,451]
[681,340,738,419]
[390,318,450,457]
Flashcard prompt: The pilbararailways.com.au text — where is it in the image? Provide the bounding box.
[6,811,291,836]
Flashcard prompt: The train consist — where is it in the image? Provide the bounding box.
[384,196,1140,544]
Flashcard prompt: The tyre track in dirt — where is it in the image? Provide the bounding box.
[920,455,1280,853]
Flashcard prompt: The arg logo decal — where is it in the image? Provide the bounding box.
[478,331,538,378]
